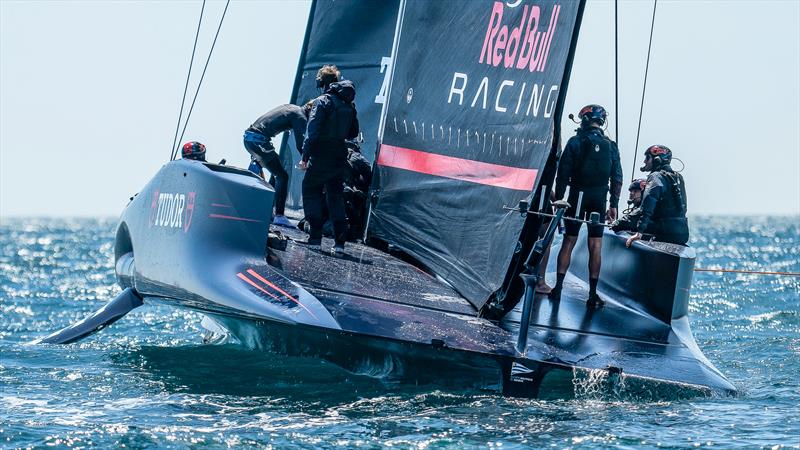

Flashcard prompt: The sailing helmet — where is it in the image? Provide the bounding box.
[578,104,608,127]
[181,141,206,161]
[644,144,672,168]
[629,178,647,192]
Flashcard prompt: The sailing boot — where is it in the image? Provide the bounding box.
[586,292,605,308]
[548,273,566,301]
[300,238,321,251]
[586,277,605,308]
[272,215,296,228]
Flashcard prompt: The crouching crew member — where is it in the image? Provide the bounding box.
[611,178,646,232]
[299,65,359,254]
[626,145,689,247]
[243,103,310,227]
[550,104,623,308]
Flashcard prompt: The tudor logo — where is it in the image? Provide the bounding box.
[149,190,196,232]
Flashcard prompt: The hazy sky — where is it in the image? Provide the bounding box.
[1,0,798,217]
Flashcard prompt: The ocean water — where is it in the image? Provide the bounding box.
[1,216,798,449]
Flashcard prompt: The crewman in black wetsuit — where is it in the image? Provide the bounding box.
[611,178,646,233]
[626,145,689,247]
[299,65,359,253]
[243,103,311,227]
[550,104,623,308]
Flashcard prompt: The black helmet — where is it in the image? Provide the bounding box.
[644,144,672,168]
[578,104,608,127]
[181,141,206,161]
[629,178,647,192]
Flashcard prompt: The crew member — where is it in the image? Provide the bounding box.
[299,65,359,253]
[626,145,689,247]
[611,178,646,233]
[243,103,310,227]
[549,104,623,308]
[296,138,372,241]
[181,141,206,162]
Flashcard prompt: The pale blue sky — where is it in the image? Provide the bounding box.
[1,0,798,217]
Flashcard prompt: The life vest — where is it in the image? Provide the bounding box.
[652,170,687,219]
[574,130,613,190]
[317,94,356,144]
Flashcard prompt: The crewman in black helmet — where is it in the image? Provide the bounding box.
[181,141,207,162]
[626,145,689,247]
[243,103,312,228]
[611,178,646,233]
[299,64,360,254]
[550,104,623,308]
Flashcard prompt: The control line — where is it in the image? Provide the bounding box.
[694,268,800,277]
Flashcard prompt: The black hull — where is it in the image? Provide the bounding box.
[102,160,734,398]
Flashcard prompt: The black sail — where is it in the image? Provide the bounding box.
[280,0,400,209]
[368,0,584,309]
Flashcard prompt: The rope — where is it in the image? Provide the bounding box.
[170,0,206,161]
[174,0,231,160]
[630,0,658,181]
[614,0,619,142]
[694,268,800,277]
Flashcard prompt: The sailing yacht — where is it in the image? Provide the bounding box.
[37,0,736,398]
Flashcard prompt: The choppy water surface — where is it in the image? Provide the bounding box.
[1,217,798,449]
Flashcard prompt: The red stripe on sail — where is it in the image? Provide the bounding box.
[377,144,538,191]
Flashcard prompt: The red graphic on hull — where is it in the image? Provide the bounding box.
[237,269,317,319]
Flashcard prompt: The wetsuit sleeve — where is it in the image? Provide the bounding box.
[637,174,664,233]
[554,137,578,200]
[347,105,359,140]
[291,114,306,155]
[608,142,623,209]
[302,97,328,162]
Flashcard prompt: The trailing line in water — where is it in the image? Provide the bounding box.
[694,268,800,277]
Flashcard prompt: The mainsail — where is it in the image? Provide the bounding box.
[280,0,400,209]
[368,0,585,309]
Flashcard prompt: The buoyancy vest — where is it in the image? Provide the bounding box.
[318,94,355,144]
[652,170,687,219]
[574,130,613,190]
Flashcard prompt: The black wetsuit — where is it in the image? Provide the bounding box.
[637,165,689,245]
[612,206,643,232]
[243,104,307,216]
[555,127,623,237]
[301,80,359,245]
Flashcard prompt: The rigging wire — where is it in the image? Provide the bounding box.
[694,268,800,277]
[174,0,231,160]
[170,0,206,162]
[630,0,658,181]
[614,0,619,143]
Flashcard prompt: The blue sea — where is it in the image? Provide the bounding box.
[1,217,798,449]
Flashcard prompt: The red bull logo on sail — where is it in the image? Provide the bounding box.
[479,2,561,73]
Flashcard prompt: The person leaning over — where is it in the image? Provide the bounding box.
[243,103,311,227]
